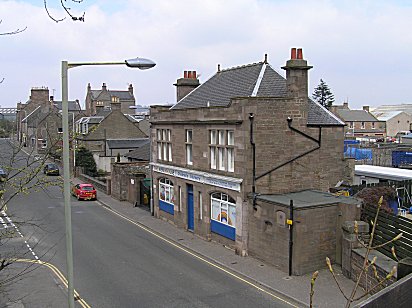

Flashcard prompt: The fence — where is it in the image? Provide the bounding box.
[362,205,412,261]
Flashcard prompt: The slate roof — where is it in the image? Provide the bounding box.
[106,138,149,149]
[124,142,150,161]
[171,61,343,126]
[53,100,81,112]
[335,109,378,122]
[91,90,134,101]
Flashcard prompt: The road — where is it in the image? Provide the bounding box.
[1,139,293,307]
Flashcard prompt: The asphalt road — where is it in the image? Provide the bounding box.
[1,139,292,307]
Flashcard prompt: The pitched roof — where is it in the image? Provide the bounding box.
[106,138,149,149]
[171,61,343,126]
[53,100,81,112]
[124,142,150,161]
[371,110,404,121]
[335,109,378,122]
[91,90,134,101]
[371,104,412,115]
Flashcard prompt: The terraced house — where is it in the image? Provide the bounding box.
[150,49,357,274]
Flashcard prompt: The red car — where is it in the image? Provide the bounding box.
[71,183,97,201]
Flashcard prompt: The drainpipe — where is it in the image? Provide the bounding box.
[288,199,294,276]
[255,117,322,181]
[249,113,256,208]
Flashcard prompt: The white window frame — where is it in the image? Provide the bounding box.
[211,192,236,227]
[209,129,234,172]
[157,129,172,162]
[186,129,193,165]
[159,178,174,204]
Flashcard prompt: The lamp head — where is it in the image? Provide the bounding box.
[125,57,156,69]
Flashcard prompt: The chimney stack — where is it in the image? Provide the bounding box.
[363,106,370,112]
[282,47,312,99]
[174,70,200,102]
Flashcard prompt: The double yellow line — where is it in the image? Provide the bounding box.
[13,258,91,308]
[101,205,300,308]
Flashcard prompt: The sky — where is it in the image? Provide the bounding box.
[0,0,411,110]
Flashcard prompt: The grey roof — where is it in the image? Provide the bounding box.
[91,90,134,101]
[106,138,149,149]
[171,61,343,126]
[53,100,81,112]
[257,189,360,209]
[335,109,378,122]
[124,142,150,161]
[95,109,112,118]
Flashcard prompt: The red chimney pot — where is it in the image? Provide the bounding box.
[291,48,297,59]
[184,71,188,78]
[192,71,196,79]
[297,48,303,59]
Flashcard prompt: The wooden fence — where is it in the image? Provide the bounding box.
[362,205,412,261]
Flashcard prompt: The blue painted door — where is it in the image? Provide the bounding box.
[187,184,194,231]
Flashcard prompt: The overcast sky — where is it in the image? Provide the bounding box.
[0,0,411,110]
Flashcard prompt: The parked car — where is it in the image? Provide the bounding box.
[71,183,97,201]
[0,168,7,182]
[43,163,60,176]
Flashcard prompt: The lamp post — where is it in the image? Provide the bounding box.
[61,57,155,308]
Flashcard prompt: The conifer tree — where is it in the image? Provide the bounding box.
[312,79,335,109]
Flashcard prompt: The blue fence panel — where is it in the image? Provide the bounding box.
[392,151,412,167]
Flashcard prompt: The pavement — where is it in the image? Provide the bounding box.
[89,180,361,308]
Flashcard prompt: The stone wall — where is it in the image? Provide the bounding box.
[111,162,148,202]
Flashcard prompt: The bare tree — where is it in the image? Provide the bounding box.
[0,133,64,301]
[0,20,27,36]
[44,0,85,23]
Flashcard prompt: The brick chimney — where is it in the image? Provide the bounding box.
[281,48,312,99]
[363,105,370,112]
[102,83,107,92]
[174,70,200,102]
[128,84,134,95]
[343,102,349,109]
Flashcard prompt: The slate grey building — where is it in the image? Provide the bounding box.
[150,49,357,274]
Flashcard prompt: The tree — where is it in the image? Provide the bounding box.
[1,138,64,300]
[312,79,335,109]
[76,146,97,176]
[44,0,85,23]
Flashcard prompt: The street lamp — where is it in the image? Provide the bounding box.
[61,57,155,308]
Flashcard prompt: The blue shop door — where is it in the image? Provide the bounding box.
[187,184,194,231]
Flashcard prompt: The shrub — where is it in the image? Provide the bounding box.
[356,186,397,213]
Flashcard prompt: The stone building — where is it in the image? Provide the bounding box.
[76,101,147,171]
[85,83,136,116]
[330,103,386,139]
[16,87,81,155]
[150,49,358,274]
